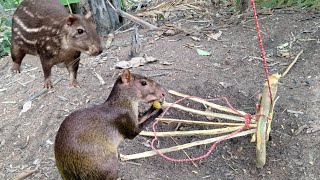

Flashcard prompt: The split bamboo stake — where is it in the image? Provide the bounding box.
[156,118,257,128]
[162,102,246,122]
[256,73,280,168]
[120,129,256,161]
[168,90,247,116]
[139,126,244,137]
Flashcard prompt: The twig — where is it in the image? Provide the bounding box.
[156,118,256,128]
[26,77,63,102]
[139,126,243,137]
[148,72,170,77]
[129,25,141,58]
[93,72,105,85]
[168,90,247,115]
[162,102,246,122]
[170,137,198,167]
[281,50,303,77]
[106,0,158,29]
[120,129,256,161]
[13,166,39,180]
[125,161,142,166]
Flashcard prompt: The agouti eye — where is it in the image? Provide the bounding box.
[77,29,84,34]
[141,81,147,86]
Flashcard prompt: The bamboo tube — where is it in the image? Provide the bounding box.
[157,118,257,128]
[256,73,280,168]
[139,126,243,137]
[120,129,256,161]
[162,102,246,122]
[168,90,247,115]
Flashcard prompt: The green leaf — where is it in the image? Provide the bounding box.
[59,0,80,5]
[196,49,211,56]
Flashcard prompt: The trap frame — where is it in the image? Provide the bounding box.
[120,50,302,167]
[120,0,303,168]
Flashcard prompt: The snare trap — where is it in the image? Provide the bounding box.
[120,0,303,168]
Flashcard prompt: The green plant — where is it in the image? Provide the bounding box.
[254,0,320,9]
[0,0,22,58]
[59,0,80,6]
[0,17,12,58]
[0,0,22,9]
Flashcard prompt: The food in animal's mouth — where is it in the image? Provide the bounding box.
[152,100,161,109]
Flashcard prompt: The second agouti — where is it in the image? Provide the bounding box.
[11,0,103,88]
[54,69,166,180]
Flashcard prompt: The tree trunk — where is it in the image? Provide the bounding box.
[80,0,124,34]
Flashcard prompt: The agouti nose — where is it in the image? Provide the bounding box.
[160,87,167,97]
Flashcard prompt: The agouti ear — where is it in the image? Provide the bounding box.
[67,15,77,26]
[121,69,131,84]
[85,11,92,19]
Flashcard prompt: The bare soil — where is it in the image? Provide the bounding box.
[0,9,320,180]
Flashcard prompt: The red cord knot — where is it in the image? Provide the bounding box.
[244,113,253,128]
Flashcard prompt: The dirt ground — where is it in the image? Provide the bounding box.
[0,9,320,180]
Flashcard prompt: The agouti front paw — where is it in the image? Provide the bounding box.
[11,63,21,73]
[43,79,53,89]
[70,79,81,88]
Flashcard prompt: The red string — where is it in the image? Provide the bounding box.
[148,0,274,162]
[251,0,273,104]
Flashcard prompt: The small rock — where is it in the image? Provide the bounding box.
[33,159,41,165]
[46,139,54,145]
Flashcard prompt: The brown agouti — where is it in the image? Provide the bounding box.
[54,69,166,180]
[11,0,103,88]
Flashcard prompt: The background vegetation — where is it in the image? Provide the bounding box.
[0,0,319,58]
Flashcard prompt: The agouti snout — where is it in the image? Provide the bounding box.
[55,69,166,180]
[11,0,103,88]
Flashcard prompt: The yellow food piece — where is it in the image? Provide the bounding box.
[152,100,161,109]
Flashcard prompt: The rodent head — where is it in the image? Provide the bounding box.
[62,13,102,56]
[113,69,166,103]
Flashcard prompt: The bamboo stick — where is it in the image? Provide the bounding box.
[139,126,243,137]
[256,73,280,168]
[162,102,246,122]
[120,129,256,161]
[168,90,247,115]
[156,118,257,127]
[282,50,303,77]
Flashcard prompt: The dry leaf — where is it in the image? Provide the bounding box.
[20,101,32,116]
[115,56,157,69]
[206,30,222,41]
[94,72,106,85]
[196,49,211,56]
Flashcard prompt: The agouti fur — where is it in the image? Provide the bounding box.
[11,0,102,88]
[54,69,166,180]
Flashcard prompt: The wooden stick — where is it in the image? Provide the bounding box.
[256,73,280,168]
[139,126,243,137]
[105,0,158,30]
[26,77,63,102]
[157,118,257,127]
[170,137,198,167]
[162,102,246,122]
[120,129,256,161]
[281,50,303,77]
[168,90,247,116]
